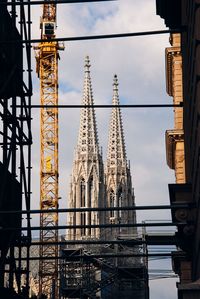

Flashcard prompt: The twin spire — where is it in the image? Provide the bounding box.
[78,56,127,168]
[68,56,135,240]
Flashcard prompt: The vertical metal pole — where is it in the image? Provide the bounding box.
[26,0,32,294]
[8,0,17,289]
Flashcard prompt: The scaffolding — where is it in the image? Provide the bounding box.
[0,1,32,297]
[60,229,149,299]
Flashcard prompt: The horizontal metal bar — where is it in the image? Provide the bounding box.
[14,253,185,261]
[0,142,31,146]
[15,103,183,109]
[1,29,182,45]
[1,0,116,5]
[0,203,194,214]
[1,222,185,231]
[26,236,178,246]
[29,240,145,246]
[60,253,178,259]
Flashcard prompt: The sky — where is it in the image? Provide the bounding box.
[29,0,178,297]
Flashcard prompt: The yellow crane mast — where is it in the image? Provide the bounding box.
[35,2,64,298]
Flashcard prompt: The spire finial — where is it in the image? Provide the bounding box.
[112,74,119,105]
[84,55,91,72]
[113,74,118,87]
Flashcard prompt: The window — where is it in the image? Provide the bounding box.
[89,177,93,207]
[81,212,86,235]
[118,187,123,222]
[110,190,115,218]
[43,22,55,36]
[80,179,85,207]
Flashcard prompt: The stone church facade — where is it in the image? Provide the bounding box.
[60,57,148,299]
[67,56,136,242]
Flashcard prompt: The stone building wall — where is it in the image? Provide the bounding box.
[165,33,185,184]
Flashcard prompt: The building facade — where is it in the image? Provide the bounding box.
[67,57,136,244]
[165,33,185,184]
[60,57,148,299]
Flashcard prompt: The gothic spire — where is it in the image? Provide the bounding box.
[77,56,99,156]
[67,57,104,240]
[106,74,127,171]
[105,75,136,240]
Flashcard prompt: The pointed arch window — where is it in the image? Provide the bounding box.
[89,177,93,207]
[81,212,86,236]
[118,187,123,222]
[118,187,123,205]
[85,177,93,235]
[110,190,115,218]
[80,178,86,236]
[80,178,85,207]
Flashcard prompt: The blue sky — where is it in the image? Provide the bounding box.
[30,0,178,297]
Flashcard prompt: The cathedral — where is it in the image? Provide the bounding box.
[67,56,136,241]
[60,57,149,299]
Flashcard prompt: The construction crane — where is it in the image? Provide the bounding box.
[35,1,64,298]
